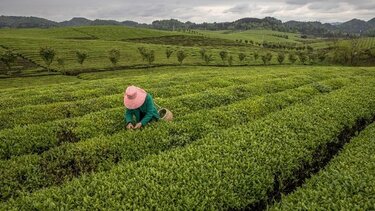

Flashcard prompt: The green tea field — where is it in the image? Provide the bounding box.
[0,64,375,209]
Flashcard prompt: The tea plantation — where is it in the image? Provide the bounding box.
[0,65,375,210]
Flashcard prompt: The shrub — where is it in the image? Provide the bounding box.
[204,54,213,65]
[166,48,174,59]
[75,50,88,65]
[253,52,259,61]
[261,53,273,65]
[277,52,285,64]
[0,50,17,74]
[288,53,297,64]
[219,51,228,65]
[108,49,120,66]
[177,50,187,65]
[39,47,56,71]
[238,53,246,63]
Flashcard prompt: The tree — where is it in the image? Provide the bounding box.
[0,50,17,74]
[199,48,206,60]
[238,53,246,63]
[39,47,56,71]
[277,52,285,64]
[219,51,228,65]
[166,48,174,59]
[308,53,317,64]
[298,52,308,65]
[253,52,259,61]
[261,53,273,65]
[288,53,297,64]
[108,49,120,66]
[138,47,147,61]
[76,50,88,65]
[177,50,187,65]
[204,54,213,65]
[317,51,326,62]
[146,50,155,65]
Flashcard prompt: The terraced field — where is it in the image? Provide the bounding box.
[0,27,298,76]
[1,65,375,210]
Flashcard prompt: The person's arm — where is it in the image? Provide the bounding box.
[125,109,133,124]
[140,95,155,126]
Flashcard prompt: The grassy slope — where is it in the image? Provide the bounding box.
[198,29,302,44]
[0,26,181,40]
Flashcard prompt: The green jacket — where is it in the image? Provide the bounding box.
[124,94,160,126]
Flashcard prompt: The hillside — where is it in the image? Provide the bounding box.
[1,16,375,37]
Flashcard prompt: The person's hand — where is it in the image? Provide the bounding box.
[126,123,134,130]
[134,122,142,129]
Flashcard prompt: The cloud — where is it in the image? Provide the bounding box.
[224,4,253,14]
[0,0,374,23]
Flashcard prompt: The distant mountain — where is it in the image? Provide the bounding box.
[0,15,374,37]
[284,20,336,36]
[60,17,92,27]
[0,15,58,28]
[91,19,123,26]
[368,18,375,27]
[122,20,140,27]
[329,22,342,26]
[337,18,370,34]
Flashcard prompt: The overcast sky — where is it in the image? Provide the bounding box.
[1,0,374,23]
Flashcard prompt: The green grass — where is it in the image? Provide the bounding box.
[0,35,281,74]
[0,26,181,41]
[198,29,302,44]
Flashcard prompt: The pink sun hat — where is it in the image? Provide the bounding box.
[124,86,147,109]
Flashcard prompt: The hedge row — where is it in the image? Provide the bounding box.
[0,69,220,110]
[271,122,375,210]
[0,80,335,201]
[0,75,314,160]
[0,67,217,96]
[2,78,374,210]
[0,75,247,130]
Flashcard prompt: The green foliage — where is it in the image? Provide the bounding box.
[165,48,174,59]
[138,47,155,65]
[272,123,375,210]
[0,66,375,209]
[0,70,342,202]
[238,53,246,63]
[288,53,297,64]
[2,77,375,210]
[298,52,308,64]
[277,52,285,64]
[39,47,56,70]
[253,52,259,61]
[176,50,187,65]
[261,52,273,65]
[219,50,228,65]
[108,49,120,66]
[0,50,17,73]
[75,50,88,65]
[199,48,206,60]
[204,54,213,65]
